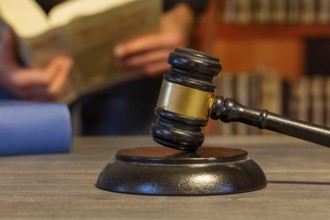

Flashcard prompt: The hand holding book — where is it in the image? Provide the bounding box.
[0,27,73,101]
[0,0,161,103]
[114,3,196,76]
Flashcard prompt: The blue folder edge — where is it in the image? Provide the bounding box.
[0,97,72,156]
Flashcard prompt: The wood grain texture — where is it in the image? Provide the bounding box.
[0,136,329,220]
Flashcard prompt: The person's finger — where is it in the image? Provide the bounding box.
[2,56,72,101]
[44,56,65,83]
[11,71,53,101]
[48,56,73,101]
[26,56,73,101]
[114,33,181,58]
[8,68,49,89]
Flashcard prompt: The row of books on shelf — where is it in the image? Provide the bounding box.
[206,69,330,135]
[218,0,330,25]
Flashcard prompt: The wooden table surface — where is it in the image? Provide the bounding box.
[0,135,329,220]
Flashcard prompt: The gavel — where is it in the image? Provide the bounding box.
[151,48,330,152]
[98,47,330,195]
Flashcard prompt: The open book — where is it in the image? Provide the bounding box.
[0,0,161,103]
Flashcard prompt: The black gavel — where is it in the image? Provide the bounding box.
[151,48,330,152]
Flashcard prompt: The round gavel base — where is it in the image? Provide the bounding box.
[95,146,267,196]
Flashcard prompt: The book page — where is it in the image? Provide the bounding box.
[0,0,48,37]
[49,0,136,27]
[64,0,161,97]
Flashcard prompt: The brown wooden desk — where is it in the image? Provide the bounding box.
[0,135,329,220]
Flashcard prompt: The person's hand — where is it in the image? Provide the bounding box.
[113,3,195,76]
[0,27,73,101]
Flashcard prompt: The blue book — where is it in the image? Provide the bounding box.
[0,101,72,156]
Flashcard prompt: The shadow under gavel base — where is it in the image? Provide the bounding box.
[95,146,267,196]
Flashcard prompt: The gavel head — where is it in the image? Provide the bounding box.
[150,48,222,151]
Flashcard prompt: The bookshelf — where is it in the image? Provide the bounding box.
[192,0,330,135]
[194,0,330,78]
[214,24,330,39]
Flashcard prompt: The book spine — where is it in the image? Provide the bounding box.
[224,0,238,24]
[271,0,287,24]
[297,76,310,122]
[309,75,325,125]
[316,0,330,24]
[234,72,250,135]
[325,76,330,127]
[248,72,262,134]
[259,68,282,135]
[300,0,316,24]
[287,0,300,24]
[217,72,235,135]
[236,0,253,25]
[252,0,272,24]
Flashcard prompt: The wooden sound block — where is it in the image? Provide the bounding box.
[96,146,267,196]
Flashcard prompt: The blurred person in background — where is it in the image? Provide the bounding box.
[0,0,209,135]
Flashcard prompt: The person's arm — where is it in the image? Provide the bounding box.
[0,27,73,101]
[113,2,206,76]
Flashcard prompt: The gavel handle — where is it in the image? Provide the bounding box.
[210,96,330,148]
